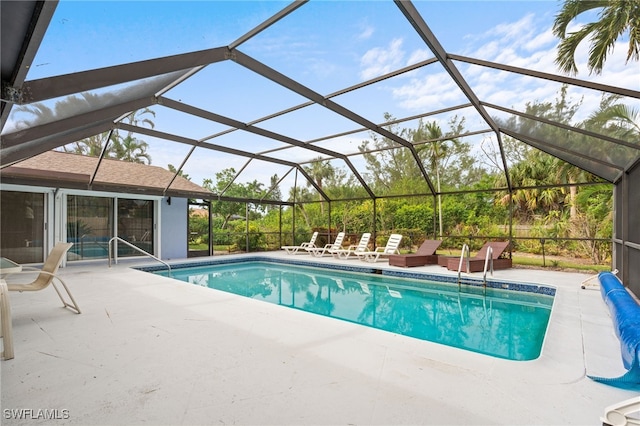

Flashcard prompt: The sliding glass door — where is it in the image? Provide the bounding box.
[67,195,154,260]
[67,195,113,260]
[0,191,45,264]
[117,198,154,257]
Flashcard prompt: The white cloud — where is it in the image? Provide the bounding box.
[358,24,374,40]
[475,14,539,51]
[524,29,556,52]
[359,38,405,80]
[473,40,500,61]
[392,72,463,110]
[406,48,432,66]
[306,57,339,80]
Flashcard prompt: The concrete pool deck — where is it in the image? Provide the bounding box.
[1,251,638,425]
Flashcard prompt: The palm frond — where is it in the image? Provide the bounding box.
[553,0,606,37]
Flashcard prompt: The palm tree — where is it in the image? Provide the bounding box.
[14,95,156,163]
[112,135,151,164]
[121,107,156,129]
[553,0,640,75]
[552,158,595,221]
[14,103,56,129]
[581,93,640,169]
[496,151,566,221]
[413,119,468,237]
[583,94,640,139]
[62,132,110,157]
[415,121,447,237]
[305,158,334,215]
[288,185,313,228]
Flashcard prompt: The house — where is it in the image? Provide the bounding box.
[0,151,212,264]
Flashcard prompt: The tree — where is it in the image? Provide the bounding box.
[583,93,640,140]
[203,169,245,229]
[167,164,191,181]
[112,134,151,164]
[304,158,335,214]
[266,174,282,205]
[110,108,156,164]
[358,113,424,194]
[553,0,640,75]
[412,117,476,236]
[494,86,589,220]
[14,94,156,163]
[287,184,314,229]
[203,168,270,229]
[495,150,567,221]
[414,121,446,236]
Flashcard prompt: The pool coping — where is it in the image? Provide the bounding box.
[3,252,635,425]
[135,255,557,297]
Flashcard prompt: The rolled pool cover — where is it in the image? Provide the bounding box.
[589,271,640,389]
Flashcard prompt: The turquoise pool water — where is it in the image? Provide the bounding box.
[152,261,553,361]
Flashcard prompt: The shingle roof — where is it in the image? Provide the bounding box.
[0,150,212,198]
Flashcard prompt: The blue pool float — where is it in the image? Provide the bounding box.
[589,271,640,389]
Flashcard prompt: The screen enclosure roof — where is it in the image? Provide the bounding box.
[1,0,639,202]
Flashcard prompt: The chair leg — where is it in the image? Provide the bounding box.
[50,277,81,314]
[1,280,14,360]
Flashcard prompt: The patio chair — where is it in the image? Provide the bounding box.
[1,279,13,360]
[388,239,442,267]
[359,234,403,263]
[5,242,81,314]
[281,232,319,254]
[307,232,346,257]
[441,241,512,272]
[601,396,640,426]
[333,233,371,259]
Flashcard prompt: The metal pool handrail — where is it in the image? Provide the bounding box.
[108,237,171,275]
[457,244,470,289]
[483,246,494,287]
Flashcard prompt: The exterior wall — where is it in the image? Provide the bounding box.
[160,197,187,260]
[614,166,640,297]
[0,184,190,263]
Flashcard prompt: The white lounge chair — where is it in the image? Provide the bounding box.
[601,396,640,426]
[5,242,81,314]
[307,232,346,257]
[333,233,371,259]
[281,232,318,254]
[360,234,403,263]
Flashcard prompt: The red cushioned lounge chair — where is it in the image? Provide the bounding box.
[388,239,442,267]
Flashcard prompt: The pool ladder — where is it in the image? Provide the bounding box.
[108,236,171,275]
[456,244,470,289]
[457,244,494,290]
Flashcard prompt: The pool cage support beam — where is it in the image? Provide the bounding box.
[328,202,332,246]
[373,198,378,249]
[395,0,500,137]
[290,169,298,247]
[279,205,283,251]
[209,200,214,256]
[246,202,250,253]
[230,49,436,195]
[432,195,438,239]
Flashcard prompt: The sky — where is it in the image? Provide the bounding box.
[8,0,639,196]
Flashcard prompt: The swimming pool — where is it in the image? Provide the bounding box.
[146,259,554,361]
